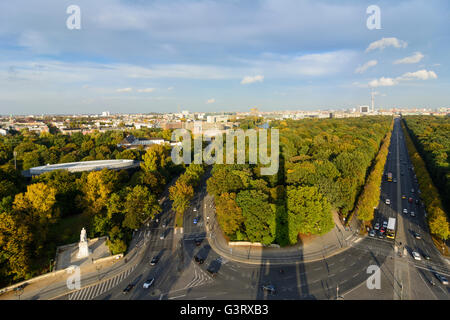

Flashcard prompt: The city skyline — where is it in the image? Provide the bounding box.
[0,0,449,114]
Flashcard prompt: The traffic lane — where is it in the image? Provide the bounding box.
[188,237,392,299]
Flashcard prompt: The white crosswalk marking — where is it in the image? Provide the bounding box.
[183,264,213,290]
[68,264,137,300]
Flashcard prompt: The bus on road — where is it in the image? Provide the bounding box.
[386,218,396,239]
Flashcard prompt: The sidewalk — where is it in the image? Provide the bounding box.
[202,193,362,266]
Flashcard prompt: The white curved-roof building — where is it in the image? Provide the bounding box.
[23,159,141,177]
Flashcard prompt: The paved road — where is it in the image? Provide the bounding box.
[371,118,449,299]
[45,118,450,300]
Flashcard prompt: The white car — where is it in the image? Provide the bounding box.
[412,251,421,261]
[385,199,391,205]
[382,221,388,228]
[143,278,155,289]
[403,208,408,214]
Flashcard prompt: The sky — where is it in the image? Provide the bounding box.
[0,0,449,115]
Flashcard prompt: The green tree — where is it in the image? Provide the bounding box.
[122,185,161,230]
[286,186,333,244]
[236,190,276,245]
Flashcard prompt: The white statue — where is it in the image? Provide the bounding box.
[76,227,91,259]
[80,227,87,242]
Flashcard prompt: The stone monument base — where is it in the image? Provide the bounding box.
[54,237,111,270]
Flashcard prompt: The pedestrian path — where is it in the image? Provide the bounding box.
[68,264,137,300]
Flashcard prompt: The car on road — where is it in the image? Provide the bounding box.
[402,195,406,199]
[423,254,430,260]
[262,284,276,295]
[413,232,421,239]
[412,251,421,260]
[382,221,388,228]
[162,221,167,228]
[415,199,420,205]
[193,217,198,224]
[122,284,134,294]
[385,199,391,205]
[369,230,376,237]
[434,273,448,285]
[410,211,416,217]
[193,207,197,212]
[411,188,414,193]
[143,278,155,289]
[160,232,166,240]
[380,227,386,234]
[403,208,408,214]
[206,261,220,277]
[195,238,202,246]
[194,254,205,264]
[374,223,380,230]
[393,178,397,183]
[408,197,413,203]
[150,256,159,265]
[378,231,385,239]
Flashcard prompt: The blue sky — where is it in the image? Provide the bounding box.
[0,0,449,115]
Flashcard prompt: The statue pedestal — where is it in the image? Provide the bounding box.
[76,240,91,259]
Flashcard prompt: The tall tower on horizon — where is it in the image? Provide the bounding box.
[371,89,375,112]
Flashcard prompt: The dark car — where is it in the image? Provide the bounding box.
[434,273,449,285]
[206,259,221,277]
[150,256,159,265]
[195,238,202,246]
[413,232,421,239]
[262,284,276,295]
[378,231,385,239]
[122,284,134,294]
[423,254,430,260]
[194,255,205,264]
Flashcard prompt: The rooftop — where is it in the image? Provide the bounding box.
[22,159,141,177]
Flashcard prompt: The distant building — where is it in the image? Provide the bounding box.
[22,159,141,178]
[359,105,370,113]
[117,134,167,149]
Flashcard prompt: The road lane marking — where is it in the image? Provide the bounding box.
[169,294,186,300]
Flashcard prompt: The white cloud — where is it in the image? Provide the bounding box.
[365,37,407,53]
[116,87,133,93]
[368,69,437,87]
[241,75,264,84]
[355,60,377,73]
[206,98,216,104]
[167,87,174,91]
[398,69,437,81]
[137,88,155,93]
[393,52,424,64]
[369,77,398,88]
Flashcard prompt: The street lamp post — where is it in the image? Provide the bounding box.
[14,286,24,300]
